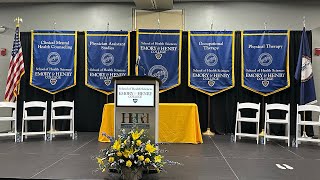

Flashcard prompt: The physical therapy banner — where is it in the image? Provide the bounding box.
[242,30,290,96]
[31,30,77,94]
[188,31,235,96]
[137,29,181,92]
[85,31,130,94]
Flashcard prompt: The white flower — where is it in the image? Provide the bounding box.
[119,159,124,163]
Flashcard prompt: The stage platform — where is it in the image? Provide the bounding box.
[0,132,320,179]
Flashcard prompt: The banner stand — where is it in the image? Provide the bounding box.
[203,96,215,136]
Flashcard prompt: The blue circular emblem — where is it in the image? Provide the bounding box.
[47,52,61,65]
[204,53,218,66]
[148,65,168,83]
[101,53,114,66]
[258,53,273,66]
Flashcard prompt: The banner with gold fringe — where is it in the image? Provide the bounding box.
[188,31,235,96]
[136,29,181,93]
[242,30,290,96]
[31,30,77,94]
[85,31,130,94]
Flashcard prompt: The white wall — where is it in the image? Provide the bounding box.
[1,1,320,132]
[176,2,320,30]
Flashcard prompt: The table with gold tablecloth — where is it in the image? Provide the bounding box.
[98,103,203,144]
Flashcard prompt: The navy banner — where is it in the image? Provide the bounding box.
[136,29,181,92]
[188,31,235,96]
[242,30,290,96]
[85,31,130,94]
[31,30,77,94]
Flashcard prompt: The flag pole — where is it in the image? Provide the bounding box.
[203,96,215,136]
[301,16,308,138]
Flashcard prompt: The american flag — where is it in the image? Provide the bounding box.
[4,26,25,102]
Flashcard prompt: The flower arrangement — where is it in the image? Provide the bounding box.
[95,129,179,179]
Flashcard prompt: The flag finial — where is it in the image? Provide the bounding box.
[303,16,306,28]
[14,17,23,27]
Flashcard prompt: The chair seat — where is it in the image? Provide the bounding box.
[237,118,259,122]
[24,116,46,120]
[52,115,72,120]
[266,119,288,124]
[298,121,320,126]
[0,117,15,121]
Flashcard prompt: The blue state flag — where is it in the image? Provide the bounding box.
[294,27,317,105]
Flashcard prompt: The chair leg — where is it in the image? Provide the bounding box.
[238,122,242,140]
[234,121,237,143]
[14,120,17,143]
[44,119,47,141]
[264,122,267,145]
[21,120,24,142]
[296,123,299,148]
[256,122,259,144]
[285,124,290,147]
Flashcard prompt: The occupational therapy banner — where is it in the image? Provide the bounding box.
[31,30,77,94]
[242,30,290,96]
[188,31,235,96]
[137,29,181,92]
[85,31,129,94]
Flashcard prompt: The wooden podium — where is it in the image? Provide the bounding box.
[113,76,161,144]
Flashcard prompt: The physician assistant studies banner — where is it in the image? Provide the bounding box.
[31,30,77,94]
[242,30,290,96]
[137,29,181,92]
[188,31,235,96]
[85,31,130,94]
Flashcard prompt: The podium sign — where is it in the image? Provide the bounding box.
[116,84,155,107]
[113,76,160,144]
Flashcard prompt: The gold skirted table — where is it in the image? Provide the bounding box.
[98,103,203,144]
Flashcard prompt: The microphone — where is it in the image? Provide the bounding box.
[135,56,146,76]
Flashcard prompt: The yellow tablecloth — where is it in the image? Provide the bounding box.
[98,103,203,144]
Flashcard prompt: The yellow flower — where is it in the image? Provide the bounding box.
[116,151,122,157]
[96,157,104,165]
[132,129,144,140]
[144,158,150,163]
[108,157,114,163]
[112,139,121,151]
[145,144,156,153]
[154,155,162,163]
[136,140,142,146]
[126,160,132,167]
[138,155,144,161]
[123,148,136,158]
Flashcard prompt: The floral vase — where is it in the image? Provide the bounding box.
[121,167,143,180]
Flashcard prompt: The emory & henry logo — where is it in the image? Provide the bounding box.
[204,53,218,66]
[148,65,168,83]
[101,53,114,66]
[47,52,61,65]
[258,53,273,66]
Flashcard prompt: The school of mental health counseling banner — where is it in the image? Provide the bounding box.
[242,30,290,96]
[85,31,129,94]
[31,30,77,94]
[136,29,181,92]
[188,31,235,96]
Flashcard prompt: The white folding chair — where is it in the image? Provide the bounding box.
[296,104,320,147]
[0,102,17,142]
[22,101,47,142]
[50,101,74,140]
[264,103,290,146]
[234,102,260,144]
